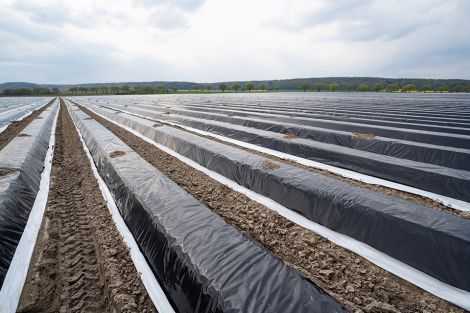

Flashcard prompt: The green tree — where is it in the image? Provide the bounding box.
[52,88,60,94]
[402,84,416,93]
[259,84,268,91]
[420,85,433,92]
[120,85,130,94]
[386,84,399,93]
[300,81,310,92]
[437,85,449,92]
[205,84,212,92]
[232,83,241,92]
[155,85,166,93]
[172,87,178,93]
[314,82,324,92]
[356,84,369,92]
[246,82,255,92]
[453,85,465,93]
[219,83,228,92]
[372,83,384,92]
[329,82,339,92]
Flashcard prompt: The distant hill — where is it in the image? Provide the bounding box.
[0,82,41,90]
[1,77,470,93]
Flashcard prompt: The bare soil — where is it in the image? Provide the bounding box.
[109,151,126,158]
[0,168,18,176]
[17,102,156,313]
[80,104,464,313]
[0,99,55,151]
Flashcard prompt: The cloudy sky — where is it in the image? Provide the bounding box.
[1,0,469,84]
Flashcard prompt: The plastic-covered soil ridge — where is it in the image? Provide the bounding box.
[98,101,469,219]
[18,102,155,313]
[78,103,466,313]
[98,103,470,203]
[0,98,55,151]
[79,102,470,293]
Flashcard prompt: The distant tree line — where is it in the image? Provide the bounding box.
[67,85,170,94]
[296,81,469,93]
[2,87,60,96]
[2,77,470,96]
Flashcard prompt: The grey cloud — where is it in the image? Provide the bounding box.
[267,0,452,42]
[0,11,60,42]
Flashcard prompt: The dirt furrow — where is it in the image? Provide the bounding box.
[0,98,55,151]
[17,100,156,313]
[78,104,464,313]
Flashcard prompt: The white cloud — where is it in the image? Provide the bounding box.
[0,0,469,83]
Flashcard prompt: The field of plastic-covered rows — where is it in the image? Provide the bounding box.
[0,93,469,313]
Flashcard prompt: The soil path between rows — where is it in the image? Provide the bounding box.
[79,104,464,313]
[0,98,55,151]
[17,101,156,313]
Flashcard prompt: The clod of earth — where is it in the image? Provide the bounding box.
[109,150,126,158]
[282,133,298,140]
[261,160,280,171]
[0,168,18,176]
[353,132,376,140]
[17,133,31,137]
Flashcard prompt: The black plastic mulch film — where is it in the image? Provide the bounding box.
[82,103,470,293]
[177,102,470,135]
[93,102,470,203]
[102,103,470,170]
[154,102,470,147]
[0,102,58,287]
[67,103,348,313]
